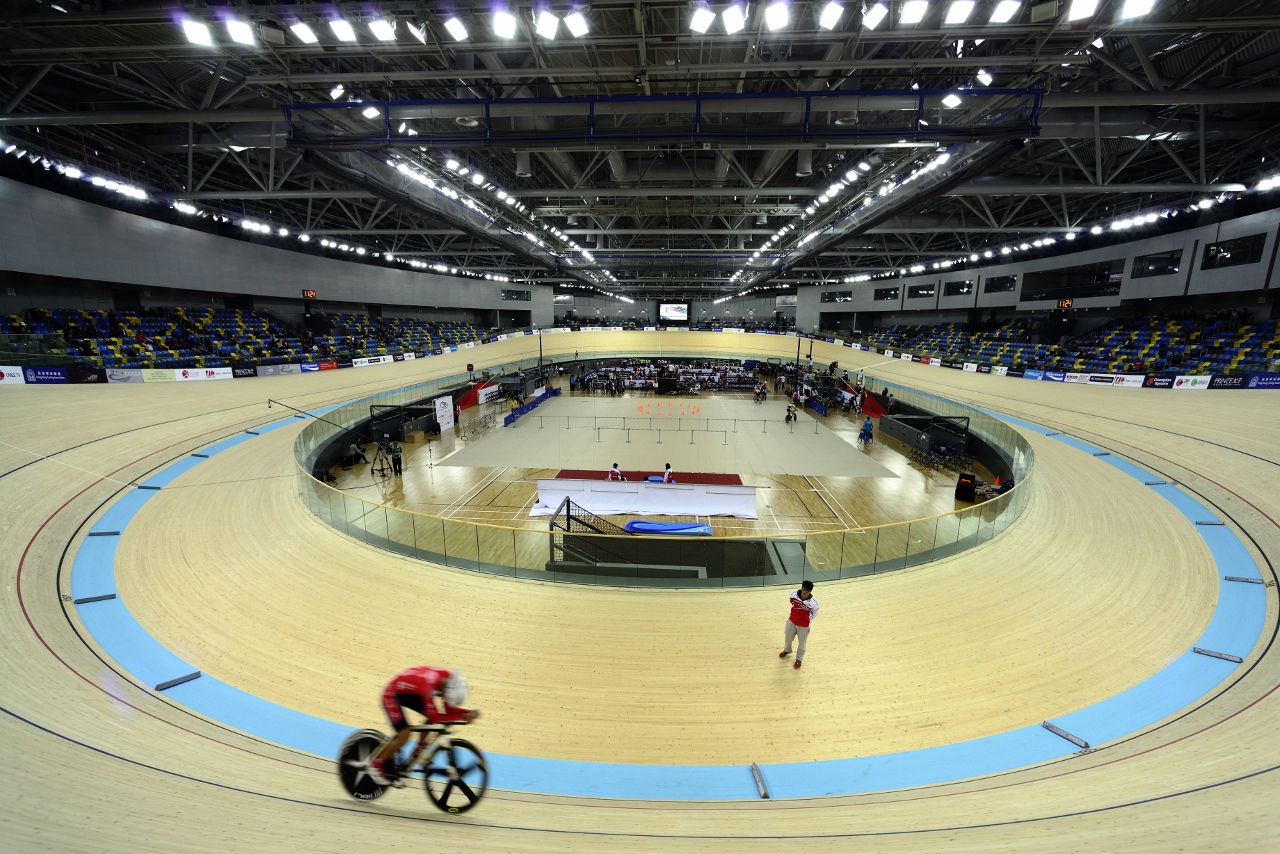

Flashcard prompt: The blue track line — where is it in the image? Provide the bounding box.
[69,402,1268,800]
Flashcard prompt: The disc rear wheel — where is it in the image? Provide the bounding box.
[337,729,390,802]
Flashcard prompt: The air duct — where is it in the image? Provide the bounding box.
[795,149,814,177]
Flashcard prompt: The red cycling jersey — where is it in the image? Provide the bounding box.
[380,666,471,728]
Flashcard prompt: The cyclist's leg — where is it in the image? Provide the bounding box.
[372,691,414,764]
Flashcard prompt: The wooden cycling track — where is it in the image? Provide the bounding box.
[2,331,1278,852]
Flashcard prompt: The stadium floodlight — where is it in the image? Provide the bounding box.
[1067,0,1097,21]
[722,3,747,33]
[278,228,289,236]
[406,19,428,43]
[493,10,518,39]
[690,6,715,32]
[863,2,888,28]
[564,11,590,36]
[182,19,213,46]
[1198,198,1214,208]
[329,18,357,41]
[536,11,559,38]
[225,18,255,46]
[901,1,929,25]
[330,84,345,99]
[818,1,843,29]
[362,105,380,119]
[290,22,319,43]
[443,17,469,41]
[942,93,962,107]
[990,0,1021,23]
[765,1,789,30]
[945,1,974,25]
[368,18,396,41]
[471,172,485,185]
[1120,0,1155,18]
[977,69,993,85]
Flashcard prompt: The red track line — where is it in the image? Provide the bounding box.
[13,415,328,776]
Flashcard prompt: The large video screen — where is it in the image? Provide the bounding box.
[659,303,688,322]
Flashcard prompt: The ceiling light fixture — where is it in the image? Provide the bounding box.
[406,19,428,43]
[443,17,469,41]
[765,1,790,30]
[536,11,559,38]
[329,19,357,41]
[1120,0,1155,19]
[225,18,255,46]
[1067,0,1097,22]
[290,22,319,43]
[690,6,715,33]
[564,11,590,36]
[945,1,974,25]
[362,105,380,119]
[368,18,396,41]
[722,3,747,33]
[818,1,844,29]
[181,19,213,46]
[942,93,963,107]
[493,10,518,39]
[329,84,344,99]
[989,0,1021,23]
[901,1,929,25]
[976,69,993,85]
[863,2,888,28]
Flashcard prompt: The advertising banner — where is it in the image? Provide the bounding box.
[1245,373,1280,389]
[900,353,913,362]
[256,363,302,376]
[106,368,143,383]
[884,349,895,358]
[1023,369,1045,381]
[23,366,68,384]
[69,367,108,384]
[352,356,393,368]
[401,353,415,361]
[464,341,476,348]
[318,360,338,370]
[1006,368,1025,378]
[928,358,941,367]
[431,349,443,356]
[413,352,425,359]
[434,396,455,431]
[478,384,501,404]
[392,354,405,362]
[232,367,258,378]
[962,362,978,372]
[1111,375,1145,387]
[1172,375,1211,390]
[644,326,658,331]
[1064,373,1091,384]
[175,367,232,381]
[142,368,175,382]
[0,365,26,384]
[1088,374,1116,384]
[1208,375,1245,390]
[1042,372,1066,382]
[301,362,320,371]
[942,360,963,369]
[977,365,991,373]
[1143,375,1174,389]
[991,366,1008,376]
[532,385,546,398]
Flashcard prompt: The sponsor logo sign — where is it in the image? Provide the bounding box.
[962,362,978,372]
[400,353,415,362]
[175,367,232,381]
[301,362,320,372]
[69,367,108,384]
[435,395,455,431]
[232,367,258,378]
[977,365,991,373]
[942,360,964,369]
[884,349,895,358]
[318,360,338,370]
[255,363,302,376]
[991,366,1008,376]
[1088,374,1116,384]
[1208,375,1245,390]
[478,384,501,404]
[1064,373,1091,384]
[392,354,405,362]
[0,365,27,384]
[1245,373,1280,389]
[1023,369,1045,381]
[431,349,443,356]
[1111,375,1145,388]
[23,366,68,384]
[1173,374,1210,390]
[1042,371,1066,382]
[826,337,837,344]
[1006,368,1025,378]
[928,358,942,367]
[107,368,144,383]
[644,326,658,331]
[352,356,394,368]
[142,368,176,382]
[1144,375,1174,389]
[464,341,476,348]
[900,353,913,362]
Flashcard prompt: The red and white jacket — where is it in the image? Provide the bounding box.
[608,467,625,481]
[380,666,471,725]
[662,469,676,483]
[788,590,820,628]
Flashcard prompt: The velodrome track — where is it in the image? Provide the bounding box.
[3,331,1279,852]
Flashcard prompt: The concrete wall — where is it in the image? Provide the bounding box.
[0,176,554,326]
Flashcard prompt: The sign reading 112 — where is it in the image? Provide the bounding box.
[302,289,318,299]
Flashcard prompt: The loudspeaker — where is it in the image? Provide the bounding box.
[955,473,976,502]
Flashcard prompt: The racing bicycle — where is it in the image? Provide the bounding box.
[337,721,488,813]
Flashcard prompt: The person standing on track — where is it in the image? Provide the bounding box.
[779,580,819,669]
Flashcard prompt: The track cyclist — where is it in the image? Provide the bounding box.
[367,666,479,785]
